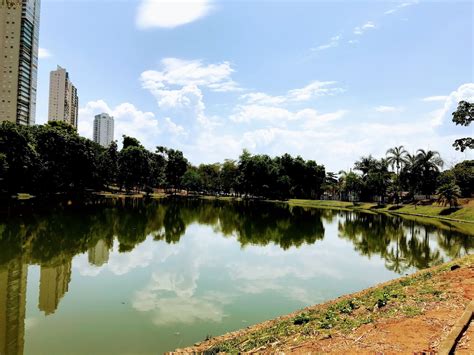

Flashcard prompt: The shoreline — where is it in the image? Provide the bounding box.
[5,193,474,235]
[172,254,474,354]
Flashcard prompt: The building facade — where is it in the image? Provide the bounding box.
[0,0,41,125]
[48,65,79,129]
[93,113,114,147]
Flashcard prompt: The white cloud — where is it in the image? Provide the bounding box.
[384,1,419,15]
[429,83,474,126]
[354,21,376,35]
[240,81,343,106]
[38,47,52,59]
[312,35,341,52]
[136,0,213,29]
[374,105,404,113]
[163,117,187,136]
[141,57,239,92]
[288,81,344,101]
[78,100,160,149]
[230,105,346,126]
[422,95,449,102]
[240,92,287,106]
[141,58,239,129]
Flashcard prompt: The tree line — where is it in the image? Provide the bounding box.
[325,149,473,205]
[0,121,325,199]
[0,101,472,202]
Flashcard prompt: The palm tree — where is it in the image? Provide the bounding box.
[416,149,444,172]
[386,146,408,175]
[415,149,444,198]
[436,183,461,208]
[386,146,408,203]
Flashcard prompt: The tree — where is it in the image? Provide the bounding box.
[220,160,238,195]
[452,100,473,152]
[400,153,419,198]
[165,149,188,193]
[340,171,363,202]
[386,146,408,202]
[181,167,202,193]
[386,146,407,175]
[450,160,474,197]
[122,135,143,150]
[118,146,150,192]
[0,122,38,193]
[323,172,339,199]
[99,141,119,187]
[415,149,444,198]
[436,182,461,208]
[354,156,391,202]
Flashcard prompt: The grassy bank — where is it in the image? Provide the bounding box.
[286,199,474,223]
[283,199,474,236]
[174,254,474,353]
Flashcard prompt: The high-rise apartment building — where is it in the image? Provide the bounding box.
[0,0,41,125]
[48,65,79,129]
[93,113,114,147]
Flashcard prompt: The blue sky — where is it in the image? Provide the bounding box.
[36,0,473,172]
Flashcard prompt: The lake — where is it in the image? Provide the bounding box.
[0,197,472,354]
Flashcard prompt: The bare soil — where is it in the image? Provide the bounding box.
[173,256,474,354]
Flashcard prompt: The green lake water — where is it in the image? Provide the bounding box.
[0,198,472,354]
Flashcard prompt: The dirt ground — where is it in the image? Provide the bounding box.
[173,257,474,354]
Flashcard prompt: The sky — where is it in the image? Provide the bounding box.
[36,0,473,172]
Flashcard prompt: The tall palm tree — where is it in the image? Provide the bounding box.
[386,146,408,203]
[415,149,444,172]
[415,150,444,198]
[386,146,408,175]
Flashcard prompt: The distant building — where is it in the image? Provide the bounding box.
[48,65,79,129]
[93,113,114,147]
[0,0,41,125]
[38,260,72,315]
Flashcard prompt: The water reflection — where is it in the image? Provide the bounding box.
[0,256,27,355]
[337,211,472,273]
[0,198,472,354]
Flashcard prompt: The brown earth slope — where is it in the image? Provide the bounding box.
[173,255,474,354]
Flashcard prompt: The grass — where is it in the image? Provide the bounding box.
[202,255,473,353]
[283,199,474,235]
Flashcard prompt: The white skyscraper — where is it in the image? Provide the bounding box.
[93,113,114,147]
[48,65,79,129]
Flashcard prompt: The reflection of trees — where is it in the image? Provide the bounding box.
[338,212,472,273]
[0,197,472,273]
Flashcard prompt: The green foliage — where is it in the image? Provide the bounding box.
[0,121,470,203]
[165,149,189,191]
[447,160,474,197]
[452,100,473,152]
[122,135,143,150]
[436,182,462,208]
[118,146,150,192]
